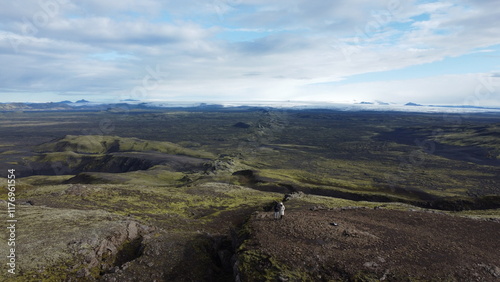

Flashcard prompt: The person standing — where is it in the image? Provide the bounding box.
[274,202,285,220]
[274,202,281,220]
[279,202,285,220]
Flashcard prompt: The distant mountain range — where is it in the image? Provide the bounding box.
[0,101,145,111]
[0,101,228,112]
[405,102,422,106]
[0,102,73,111]
[0,101,499,113]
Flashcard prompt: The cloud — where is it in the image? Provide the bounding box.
[296,72,500,106]
[0,0,500,105]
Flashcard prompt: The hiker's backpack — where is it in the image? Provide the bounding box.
[274,204,281,212]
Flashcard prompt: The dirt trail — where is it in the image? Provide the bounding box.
[245,208,500,281]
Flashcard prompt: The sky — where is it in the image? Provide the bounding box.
[0,0,499,106]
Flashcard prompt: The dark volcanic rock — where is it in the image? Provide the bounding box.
[234,208,500,281]
[233,122,251,129]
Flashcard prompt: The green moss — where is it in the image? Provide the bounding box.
[430,124,500,151]
[257,168,368,190]
[237,250,313,282]
[1,150,22,154]
[34,151,94,163]
[17,259,94,282]
[22,183,281,225]
[292,193,420,211]
[18,175,75,188]
[351,271,379,282]
[453,208,500,218]
[72,170,186,186]
[35,135,215,159]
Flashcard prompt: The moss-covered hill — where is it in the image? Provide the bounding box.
[35,135,215,159]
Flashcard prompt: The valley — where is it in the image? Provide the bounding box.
[0,108,499,281]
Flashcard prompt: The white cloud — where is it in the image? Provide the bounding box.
[295,73,500,106]
[0,0,500,105]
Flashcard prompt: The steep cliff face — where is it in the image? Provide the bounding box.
[17,135,214,178]
[0,204,155,281]
[68,221,152,278]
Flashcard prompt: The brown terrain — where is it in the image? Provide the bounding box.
[238,207,500,281]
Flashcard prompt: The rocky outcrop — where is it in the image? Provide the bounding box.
[68,221,153,278]
[233,122,251,129]
[0,204,155,281]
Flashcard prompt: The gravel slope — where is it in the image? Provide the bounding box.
[241,208,500,281]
